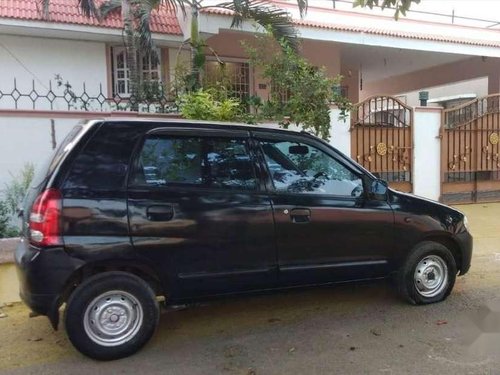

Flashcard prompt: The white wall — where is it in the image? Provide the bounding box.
[251,109,352,157]
[0,116,79,195]
[398,76,488,107]
[329,108,351,157]
[0,35,108,111]
[412,108,442,201]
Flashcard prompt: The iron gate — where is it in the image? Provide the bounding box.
[441,94,500,204]
[351,95,413,192]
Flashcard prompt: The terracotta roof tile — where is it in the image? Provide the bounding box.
[0,0,181,35]
[296,19,500,48]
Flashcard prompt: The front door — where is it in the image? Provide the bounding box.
[254,132,394,285]
[127,128,277,298]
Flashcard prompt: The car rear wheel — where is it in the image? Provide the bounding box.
[397,241,457,305]
[65,271,159,360]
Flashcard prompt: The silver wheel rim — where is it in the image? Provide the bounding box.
[414,255,449,298]
[83,290,143,347]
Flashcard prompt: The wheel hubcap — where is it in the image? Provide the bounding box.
[83,291,143,347]
[414,255,449,298]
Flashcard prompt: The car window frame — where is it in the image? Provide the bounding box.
[252,131,368,200]
[127,127,266,193]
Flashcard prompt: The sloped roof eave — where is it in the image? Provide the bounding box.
[201,7,500,49]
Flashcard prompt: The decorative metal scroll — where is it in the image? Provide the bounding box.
[352,95,412,128]
[351,96,413,184]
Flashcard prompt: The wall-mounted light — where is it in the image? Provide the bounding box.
[359,64,363,91]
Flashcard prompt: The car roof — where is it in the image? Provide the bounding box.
[92,117,308,136]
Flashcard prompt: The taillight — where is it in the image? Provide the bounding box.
[29,188,63,246]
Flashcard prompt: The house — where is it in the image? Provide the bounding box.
[0,0,499,203]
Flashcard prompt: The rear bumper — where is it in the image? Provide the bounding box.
[15,239,82,328]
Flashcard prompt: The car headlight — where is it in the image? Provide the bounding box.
[463,215,470,232]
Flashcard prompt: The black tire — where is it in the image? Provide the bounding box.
[397,241,457,305]
[65,271,159,360]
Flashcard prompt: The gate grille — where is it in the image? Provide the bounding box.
[441,94,500,203]
[351,96,413,192]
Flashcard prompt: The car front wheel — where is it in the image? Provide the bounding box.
[397,241,457,305]
[65,271,159,360]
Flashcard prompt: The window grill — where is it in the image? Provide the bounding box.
[204,60,250,102]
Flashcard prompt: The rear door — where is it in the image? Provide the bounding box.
[127,127,277,298]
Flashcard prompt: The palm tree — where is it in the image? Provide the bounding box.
[41,0,174,109]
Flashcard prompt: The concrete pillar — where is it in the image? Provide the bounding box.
[488,70,500,94]
[412,107,442,201]
[329,106,351,157]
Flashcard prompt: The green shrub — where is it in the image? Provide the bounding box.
[244,34,352,140]
[4,163,34,215]
[0,201,18,238]
[0,163,34,238]
[177,89,242,122]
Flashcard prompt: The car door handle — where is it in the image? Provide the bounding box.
[146,205,174,221]
[290,208,311,223]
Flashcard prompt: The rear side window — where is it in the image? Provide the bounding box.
[131,135,257,190]
[31,124,83,188]
[62,123,142,192]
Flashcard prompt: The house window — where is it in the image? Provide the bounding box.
[111,46,161,97]
[204,60,251,101]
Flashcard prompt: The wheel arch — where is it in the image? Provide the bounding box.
[61,260,165,302]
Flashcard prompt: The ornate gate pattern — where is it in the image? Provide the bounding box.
[351,96,413,192]
[441,94,500,204]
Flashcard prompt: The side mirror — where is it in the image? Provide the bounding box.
[369,179,388,200]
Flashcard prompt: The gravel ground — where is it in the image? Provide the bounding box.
[0,203,499,375]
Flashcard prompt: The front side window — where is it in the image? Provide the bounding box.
[132,135,257,190]
[260,140,363,197]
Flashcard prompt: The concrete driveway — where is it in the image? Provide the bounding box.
[1,203,499,374]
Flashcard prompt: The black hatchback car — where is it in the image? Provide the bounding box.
[16,119,472,360]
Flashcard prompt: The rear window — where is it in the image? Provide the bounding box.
[31,124,84,188]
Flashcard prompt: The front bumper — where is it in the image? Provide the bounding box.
[456,230,473,275]
[15,238,82,328]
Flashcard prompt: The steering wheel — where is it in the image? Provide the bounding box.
[313,171,329,180]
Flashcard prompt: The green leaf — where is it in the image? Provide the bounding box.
[354,0,419,17]
[78,0,99,18]
[214,0,299,52]
[99,0,122,19]
[132,0,160,63]
[39,0,50,19]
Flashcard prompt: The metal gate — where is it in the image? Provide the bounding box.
[351,95,413,192]
[441,94,500,204]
